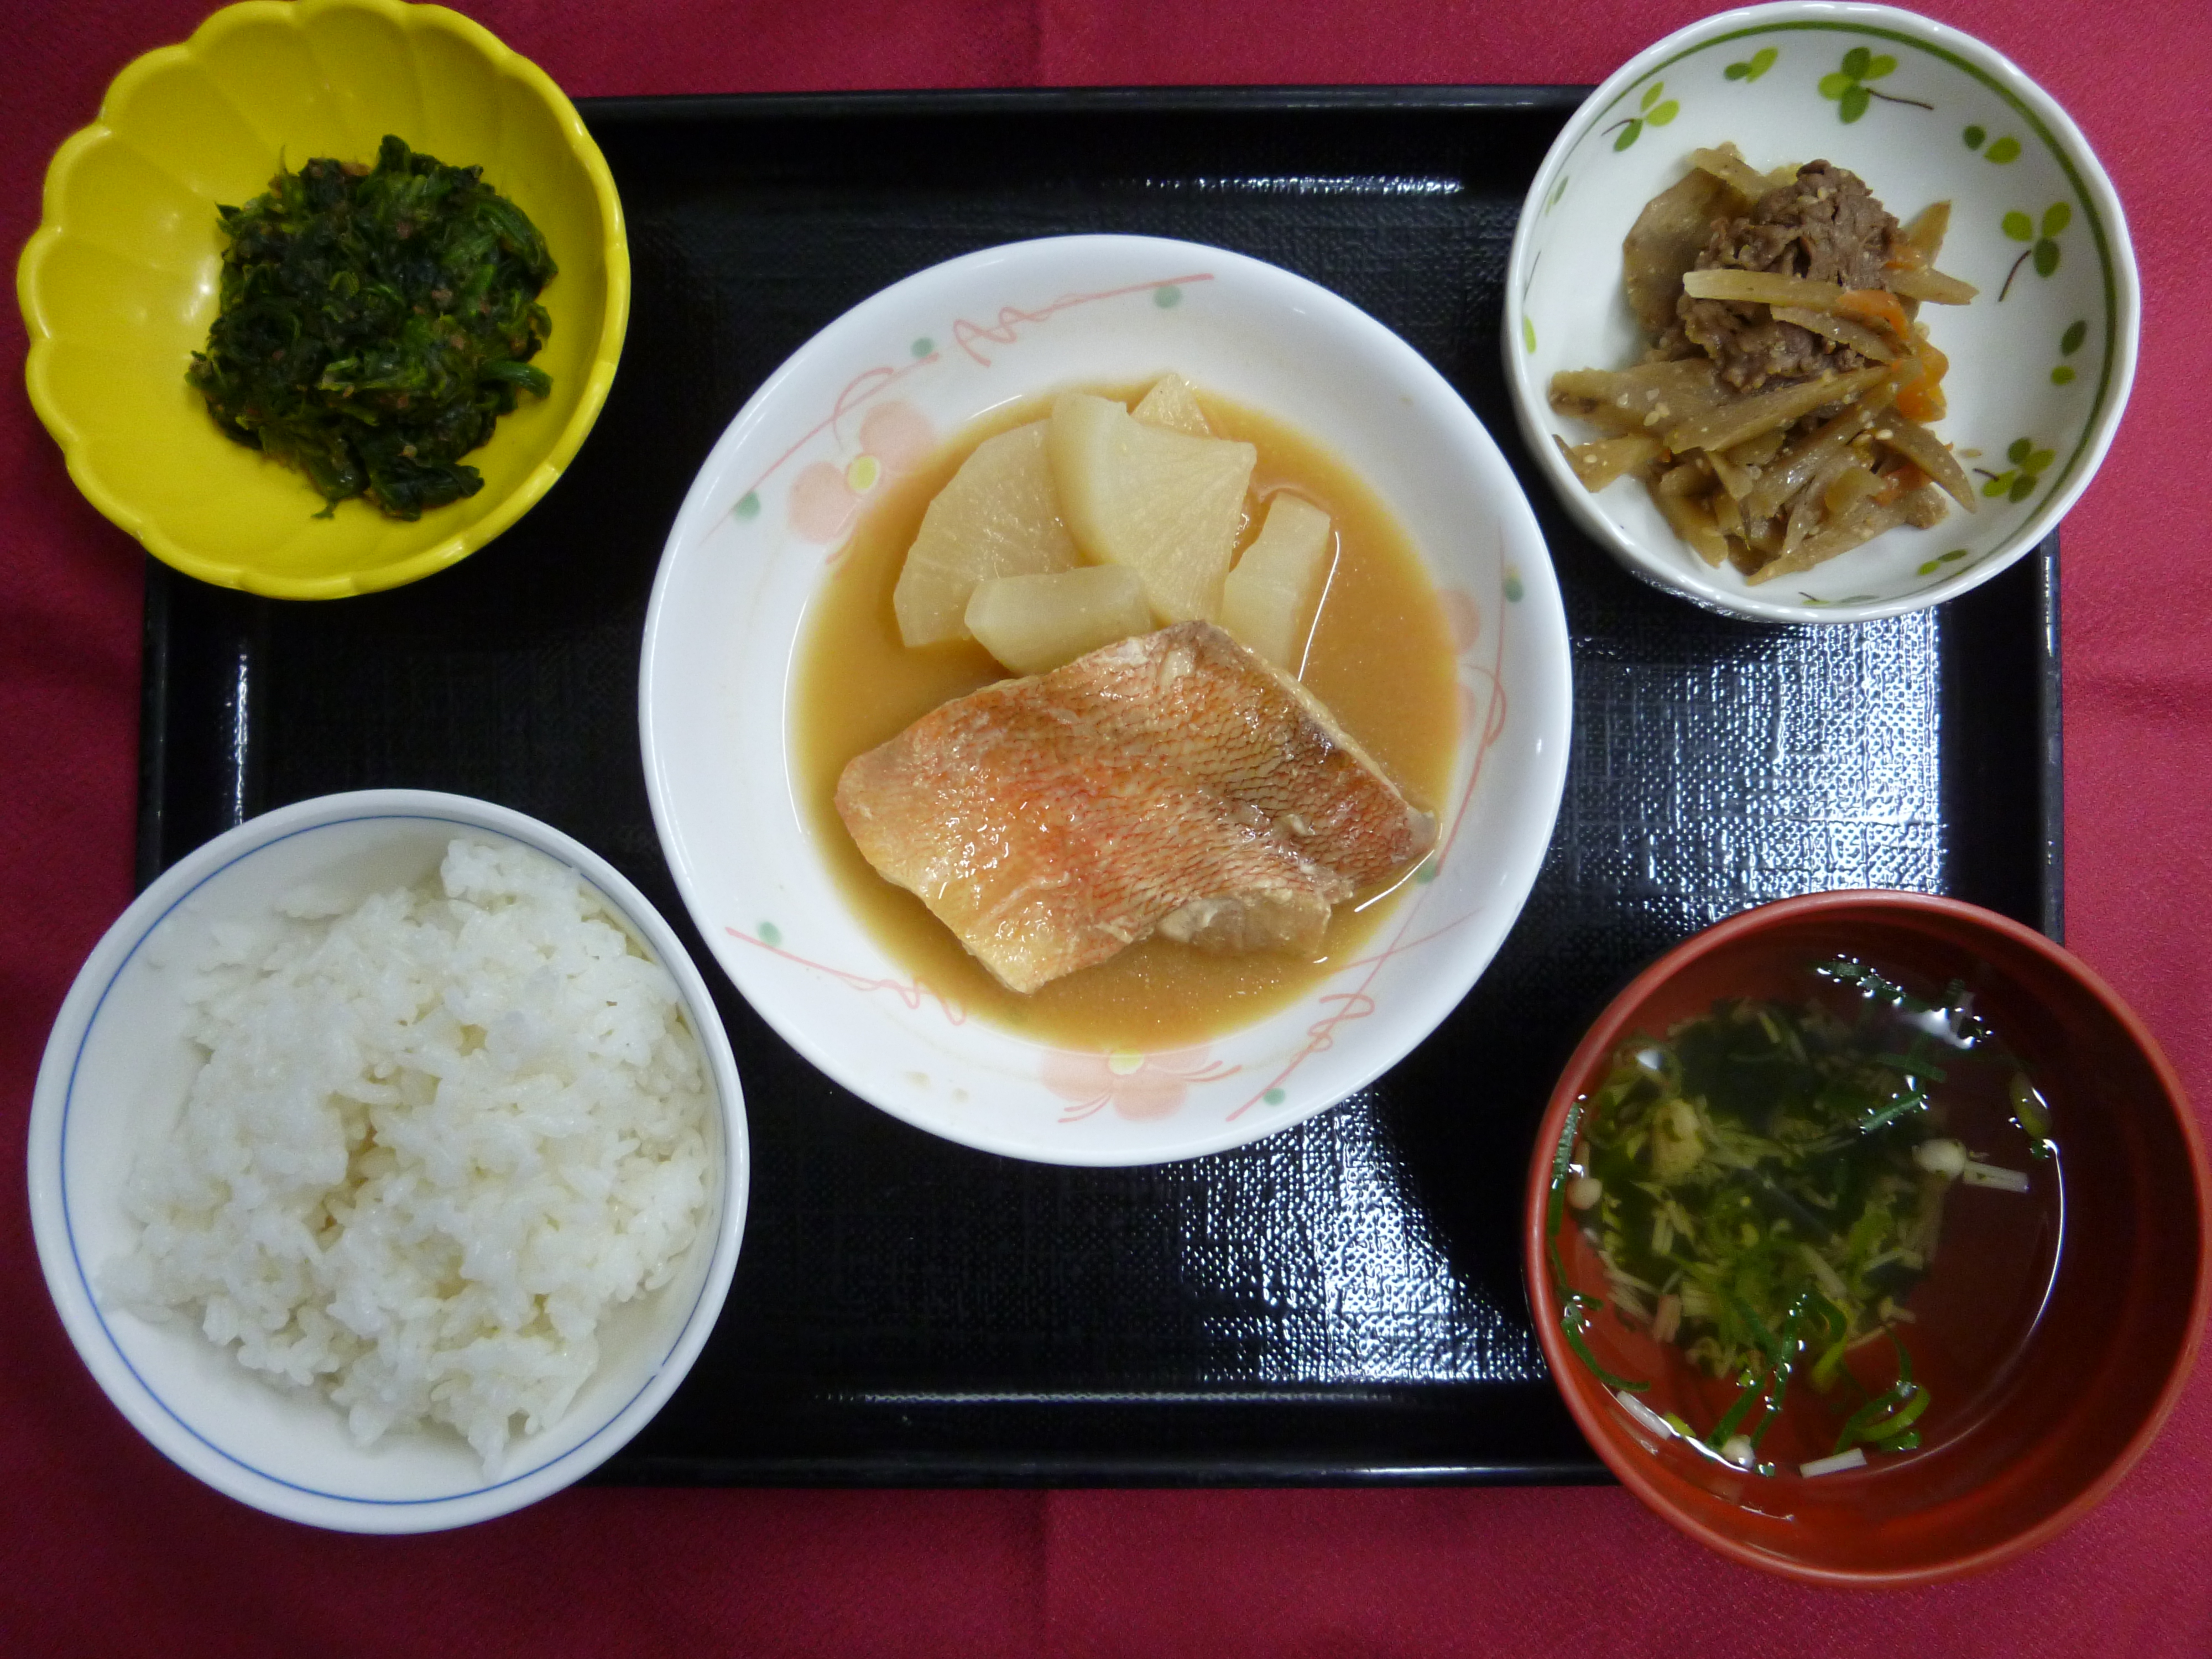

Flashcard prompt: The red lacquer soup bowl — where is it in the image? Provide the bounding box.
[1524,891,2209,1585]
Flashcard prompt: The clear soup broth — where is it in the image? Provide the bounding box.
[1555,956,2064,1477]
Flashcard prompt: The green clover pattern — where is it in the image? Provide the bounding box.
[1978,437,2056,505]
[2052,318,2087,386]
[1724,47,1777,83]
[2000,202,2070,300]
[1605,81,1679,152]
[1819,47,1932,123]
[1961,126,2022,163]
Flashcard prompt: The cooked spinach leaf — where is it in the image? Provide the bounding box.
[187,134,556,520]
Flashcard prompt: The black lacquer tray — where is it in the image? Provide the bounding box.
[135,87,2062,1485]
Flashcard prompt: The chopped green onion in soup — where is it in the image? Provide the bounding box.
[1564,957,2046,1467]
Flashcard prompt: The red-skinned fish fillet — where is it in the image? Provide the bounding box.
[834,622,1437,993]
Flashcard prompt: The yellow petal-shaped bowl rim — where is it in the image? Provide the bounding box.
[17,0,628,599]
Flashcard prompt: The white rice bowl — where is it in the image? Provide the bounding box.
[106,838,712,1472]
[28,792,747,1532]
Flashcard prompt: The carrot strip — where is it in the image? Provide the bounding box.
[1895,342,1948,422]
[1836,289,1911,342]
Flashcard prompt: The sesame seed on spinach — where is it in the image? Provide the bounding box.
[186,134,556,520]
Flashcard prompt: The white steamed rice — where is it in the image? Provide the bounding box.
[105,837,712,1472]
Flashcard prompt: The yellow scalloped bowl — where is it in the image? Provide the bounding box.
[17,0,628,598]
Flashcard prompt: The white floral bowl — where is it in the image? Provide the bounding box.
[26,791,748,1532]
[640,234,1572,1166]
[1503,1,2138,623]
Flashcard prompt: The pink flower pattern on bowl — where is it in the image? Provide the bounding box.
[1040,1046,1238,1123]
[788,399,935,544]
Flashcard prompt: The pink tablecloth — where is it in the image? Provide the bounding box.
[6,2,2210,1652]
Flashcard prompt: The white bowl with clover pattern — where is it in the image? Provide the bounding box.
[640,234,1572,1166]
[1503,1,2138,624]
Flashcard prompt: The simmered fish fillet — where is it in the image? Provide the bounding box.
[834,622,1437,993]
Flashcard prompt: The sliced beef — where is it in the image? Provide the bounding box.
[1673,161,1905,392]
[1672,310,1840,391]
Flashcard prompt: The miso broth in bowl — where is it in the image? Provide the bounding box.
[793,385,1460,1053]
[1526,891,2209,1585]
[641,234,1572,1166]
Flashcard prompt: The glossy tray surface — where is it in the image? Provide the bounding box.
[137,87,2060,1483]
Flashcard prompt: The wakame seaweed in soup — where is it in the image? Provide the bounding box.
[1557,958,2052,1473]
[187,135,556,520]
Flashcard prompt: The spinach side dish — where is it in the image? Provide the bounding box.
[1549,957,2052,1477]
[186,135,556,520]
